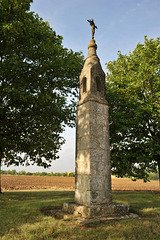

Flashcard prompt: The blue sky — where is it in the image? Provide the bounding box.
[3,0,160,173]
[31,0,160,70]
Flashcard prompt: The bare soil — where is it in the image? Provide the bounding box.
[1,175,75,191]
[1,175,159,191]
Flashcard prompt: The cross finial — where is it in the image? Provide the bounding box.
[87,19,98,39]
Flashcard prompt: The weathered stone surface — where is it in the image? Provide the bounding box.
[75,101,111,205]
[75,174,91,190]
[64,38,129,219]
[62,202,75,213]
[76,158,90,175]
[75,39,112,208]
[63,202,129,218]
[75,189,91,205]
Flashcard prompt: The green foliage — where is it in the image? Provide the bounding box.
[40,172,48,176]
[54,172,62,176]
[0,170,7,174]
[33,172,40,176]
[106,36,160,182]
[10,169,17,175]
[7,170,11,175]
[18,170,26,175]
[0,0,84,168]
[0,191,159,239]
[26,172,32,175]
[68,172,75,177]
[148,171,159,180]
[50,171,54,176]
[62,172,67,177]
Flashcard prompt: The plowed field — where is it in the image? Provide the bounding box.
[1,175,159,191]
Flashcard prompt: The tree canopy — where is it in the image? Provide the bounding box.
[106,36,160,182]
[0,0,84,168]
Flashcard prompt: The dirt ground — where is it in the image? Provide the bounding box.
[1,175,159,191]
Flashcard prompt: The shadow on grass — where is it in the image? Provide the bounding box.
[0,191,74,237]
[112,191,160,217]
[0,191,159,239]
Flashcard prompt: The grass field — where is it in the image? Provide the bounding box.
[0,190,160,240]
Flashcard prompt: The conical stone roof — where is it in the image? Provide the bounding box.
[78,39,107,106]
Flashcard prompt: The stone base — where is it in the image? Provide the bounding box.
[62,202,129,218]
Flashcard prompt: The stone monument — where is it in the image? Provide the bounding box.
[63,20,129,218]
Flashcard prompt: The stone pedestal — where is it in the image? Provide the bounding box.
[63,202,129,218]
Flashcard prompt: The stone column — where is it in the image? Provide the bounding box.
[75,95,112,207]
[75,39,112,208]
[63,39,129,218]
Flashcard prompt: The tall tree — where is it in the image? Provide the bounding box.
[106,36,160,182]
[0,0,84,176]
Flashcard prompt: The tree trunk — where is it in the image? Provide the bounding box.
[0,162,1,194]
[158,160,160,187]
[0,148,2,194]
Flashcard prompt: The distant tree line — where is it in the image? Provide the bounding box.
[0,169,158,180]
[0,170,75,177]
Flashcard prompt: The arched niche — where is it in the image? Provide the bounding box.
[82,77,87,93]
[96,76,101,92]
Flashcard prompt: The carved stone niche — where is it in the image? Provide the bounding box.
[82,77,87,93]
[92,75,105,98]
[90,62,106,98]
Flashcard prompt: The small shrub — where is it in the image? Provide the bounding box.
[68,172,75,177]
[26,172,33,175]
[55,172,61,176]
[149,172,159,180]
[11,170,17,175]
[40,172,48,176]
[0,170,7,175]
[18,170,26,175]
[7,170,11,175]
[33,172,41,176]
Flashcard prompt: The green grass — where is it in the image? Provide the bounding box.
[0,191,160,240]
